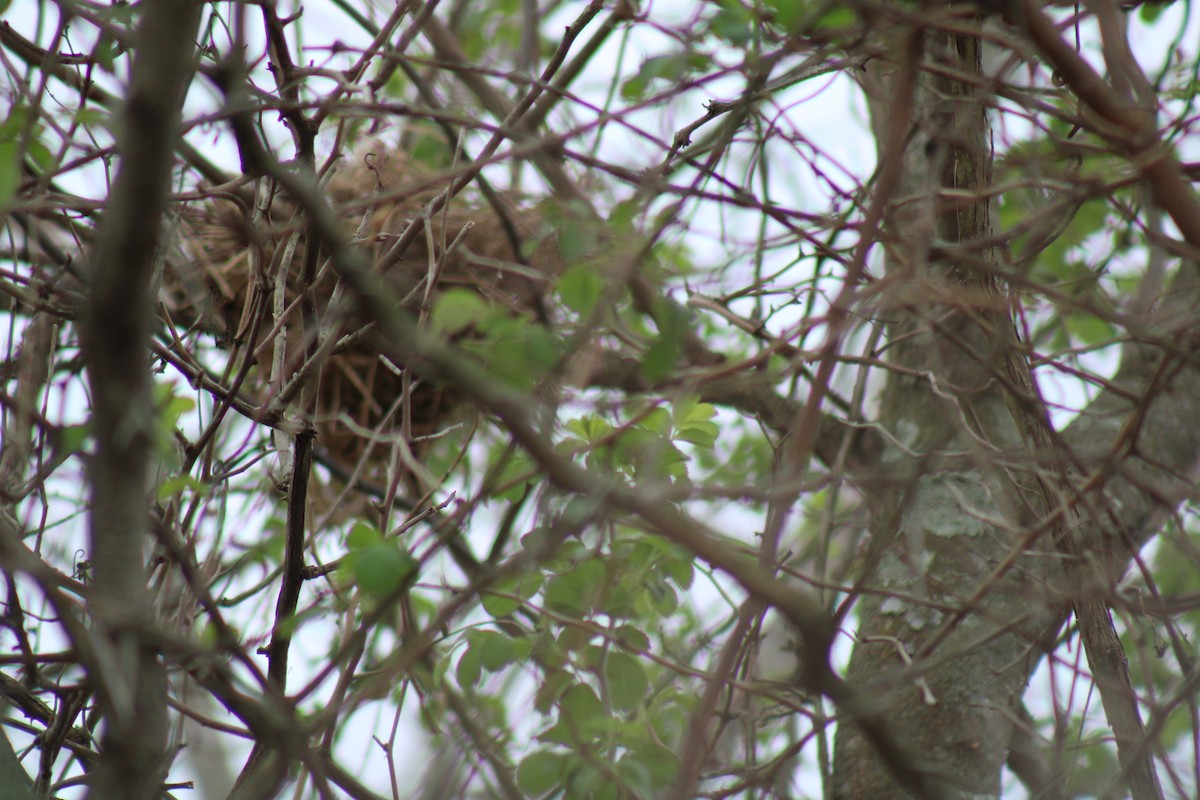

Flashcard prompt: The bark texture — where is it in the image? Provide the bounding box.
[832,14,1200,799]
[80,2,201,799]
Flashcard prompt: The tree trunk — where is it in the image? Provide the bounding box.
[832,8,1200,797]
[833,21,1041,797]
[81,2,202,799]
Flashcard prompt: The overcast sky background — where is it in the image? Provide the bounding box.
[5,1,1200,797]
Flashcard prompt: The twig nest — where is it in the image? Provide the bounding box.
[163,149,561,497]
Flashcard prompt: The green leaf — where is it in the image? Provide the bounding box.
[675,420,718,449]
[54,423,91,456]
[26,140,55,175]
[491,452,537,501]
[467,313,563,389]
[465,628,531,672]
[559,683,603,729]
[534,669,574,713]
[556,219,599,262]
[0,140,19,209]
[432,288,488,334]
[621,69,648,102]
[1064,313,1114,345]
[765,0,806,32]
[523,324,563,372]
[674,399,719,448]
[545,559,607,615]
[408,129,450,169]
[615,625,650,653]
[641,301,692,382]
[1140,0,1169,23]
[664,557,694,590]
[481,572,543,617]
[618,758,653,795]
[592,781,620,800]
[456,643,483,687]
[709,2,753,45]
[813,5,857,32]
[639,407,671,435]
[1031,199,1108,279]
[622,741,679,789]
[346,521,381,550]
[73,107,108,128]
[565,415,613,443]
[157,473,206,500]
[352,542,416,597]
[517,750,569,797]
[1063,735,1119,796]
[154,381,195,426]
[635,577,679,617]
[641,335,680,382]
[558,264,607,316]
[620,51,711,100]
[604,651,648,711]
[680,401,716,423]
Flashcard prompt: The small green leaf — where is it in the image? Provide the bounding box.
[346,521,381,550]
[675,420,718,449]
[641,336,680,382]
[813,5,857,32]
[555,219,599,261]
[619,759,653,795]
[620,72,650,102]
[674,399,719,448]
[479,593,522,623]
[620,51,710,100]
[54,424,91,456]
[73,107,108,128]
[456,644,483,687]
[615,625,650,653]
[565,415,613,443]
[491,452,537,501]
[0,140,19,208]
[635,577,678,617]
[26,140,55,174]
[664,557,694,590]
[524,324,563,371]
[559,683,603,729]
[431,288,488,334]
[352,542,416,597]
[641,301,693,382]
[1140,0,1168,23]
[604,651,648,711]
[765,0,806,32]
[623,742,679,789]
[580,644,605,670]
[409,130,450,169]
[681,401,716,423]
[465,629,530,672]
[248,528,286,565]
[1065,313,1114,345]
[481,572,542,618]
[157,473,206,500]
[558,264,607,316]
[517,750,568,797]
[534,669,574,713]
[639,407,671,435]
[545,559,606,615]
[709,2,753,45]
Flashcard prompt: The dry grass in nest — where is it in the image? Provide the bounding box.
[163,150,561,501]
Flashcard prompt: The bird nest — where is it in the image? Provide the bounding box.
[162,151,561,502]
